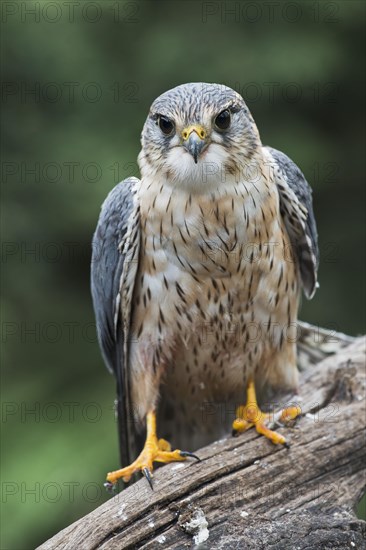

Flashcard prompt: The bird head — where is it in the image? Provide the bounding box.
[138,83,262,190]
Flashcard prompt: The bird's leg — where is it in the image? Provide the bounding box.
[106,410,200,488]
[232,379,300,446]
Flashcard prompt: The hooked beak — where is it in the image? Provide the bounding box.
[181,125,207,164]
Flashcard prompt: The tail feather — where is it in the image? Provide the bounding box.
[297,320,355,370]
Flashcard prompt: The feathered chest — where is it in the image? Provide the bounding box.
[138,178,280,280]
[128,176,300,411]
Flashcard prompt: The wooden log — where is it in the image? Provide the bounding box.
[38,336,366,549]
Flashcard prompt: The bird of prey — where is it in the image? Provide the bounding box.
[91,82,318,488]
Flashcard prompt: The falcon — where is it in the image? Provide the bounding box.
[91,83,319,488]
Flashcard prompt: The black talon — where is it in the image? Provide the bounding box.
[180,451,201,462]
[142,467,154,489]
[104,481,116,494]
[283,441,291,449]
[232,429,239,437]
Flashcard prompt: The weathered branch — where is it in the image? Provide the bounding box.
[39,336,366,549]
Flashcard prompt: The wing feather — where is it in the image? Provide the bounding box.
[91,177,141,468]
[264,146,319,298]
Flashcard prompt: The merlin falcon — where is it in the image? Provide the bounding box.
[91,83,319,487]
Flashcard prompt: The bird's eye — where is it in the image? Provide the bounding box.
[215,109,231,130]
[158,115,175,136]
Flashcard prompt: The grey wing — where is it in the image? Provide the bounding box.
[265,146,319,299]
[91,177,141,469]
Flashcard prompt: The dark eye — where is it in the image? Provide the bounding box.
[215,109,231,130]
[158,115,175,136]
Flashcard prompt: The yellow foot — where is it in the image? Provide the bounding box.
[232,379,301,447]
[106,411,200,489]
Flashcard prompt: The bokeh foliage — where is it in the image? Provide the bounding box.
[1,1,365,548]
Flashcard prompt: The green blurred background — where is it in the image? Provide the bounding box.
[1,1,365,548]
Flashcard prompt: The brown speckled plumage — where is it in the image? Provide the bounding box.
[91,83,318,465]
[131,148,299,449]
